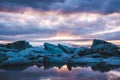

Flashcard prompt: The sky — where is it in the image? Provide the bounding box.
[0,0,120,46]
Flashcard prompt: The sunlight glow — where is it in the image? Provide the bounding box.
[49,32,81,40]
[0,40,11,44]
[51,65,69,73]
[41,78,51,80]
[50,36,79,40]
[59,65,68,72]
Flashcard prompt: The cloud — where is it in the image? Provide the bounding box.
[0,0,120,14]
[0,8,120,45]
[0,0,64,12]
[51,0,120,14]
[0,24,56,36]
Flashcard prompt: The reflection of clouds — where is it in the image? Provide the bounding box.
[40,77,63,80]
[1,65,120,80]
[56,65,69,72]
[22,65,109,80]
[107,71,120,80]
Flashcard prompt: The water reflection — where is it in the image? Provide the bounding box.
[0,64,120,80]
[1,63,120,72]
[42,63,120,72]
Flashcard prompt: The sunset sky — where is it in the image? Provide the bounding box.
[0,0,120,46]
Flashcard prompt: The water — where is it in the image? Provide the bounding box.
[0,63,120,80]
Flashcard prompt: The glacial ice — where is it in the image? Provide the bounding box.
[0,39,120,67]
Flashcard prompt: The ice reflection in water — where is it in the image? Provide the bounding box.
[0,64,120,80]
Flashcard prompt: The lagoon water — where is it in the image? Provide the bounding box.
[0,64,120,80]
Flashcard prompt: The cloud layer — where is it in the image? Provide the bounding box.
[0,0,120,14]
[0,0,120,45]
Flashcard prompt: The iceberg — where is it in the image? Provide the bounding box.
[4,40,32,50]
[58,44,74,54]
[91,39,120,56]
[44,43,67,55]
[0,39,120,67]
[0,57,32,66]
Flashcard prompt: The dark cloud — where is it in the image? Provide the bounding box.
[104,0,120,14]
[0,0,64,12]
[0,0,120,14]
[101,31,120,40]
[0,24,57,37]
[51,0,120,14]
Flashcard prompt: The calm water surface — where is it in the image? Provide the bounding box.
[0,64,120,80]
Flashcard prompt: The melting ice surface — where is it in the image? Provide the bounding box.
[0,64,120,80]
